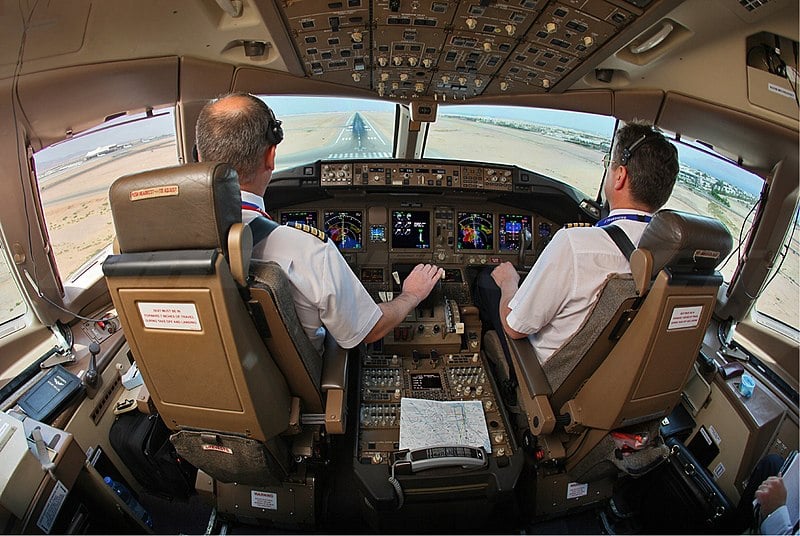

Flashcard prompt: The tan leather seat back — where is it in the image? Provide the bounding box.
[559,210,733,468]
[103,163,291,442]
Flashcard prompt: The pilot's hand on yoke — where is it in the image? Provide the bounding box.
[491,261,520,292]
[403,263,445,306]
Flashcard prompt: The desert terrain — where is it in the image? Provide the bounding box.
[1,112,796,329]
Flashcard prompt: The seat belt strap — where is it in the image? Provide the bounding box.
[602,224,635,261]
[248,216,279,246]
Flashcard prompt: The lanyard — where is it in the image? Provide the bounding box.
[242,201,272,220]
[595,213,652,227]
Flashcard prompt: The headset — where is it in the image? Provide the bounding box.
[262,99,284,146]
[619,133,650,166]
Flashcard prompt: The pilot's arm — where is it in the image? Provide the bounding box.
[493,229,575,341]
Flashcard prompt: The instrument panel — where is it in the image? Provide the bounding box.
[278,204,558,268]
[268,158,587,303]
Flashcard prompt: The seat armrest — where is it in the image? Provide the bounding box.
[508,338,552,396]
[320,335,348,391]
[507,337,557,436]
[321,336,348,435]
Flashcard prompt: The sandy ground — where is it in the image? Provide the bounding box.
[1,117,796,328]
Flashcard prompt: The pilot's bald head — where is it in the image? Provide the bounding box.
[196,93,275,185]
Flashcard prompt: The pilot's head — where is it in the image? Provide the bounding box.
[196,92,283,195]
[605,122,679,212]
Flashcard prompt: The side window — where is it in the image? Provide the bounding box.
[755,214,799,330]
[33,109,178,282]
[663,140,798,330]
[0,251,26,328]
[662,140,763,284]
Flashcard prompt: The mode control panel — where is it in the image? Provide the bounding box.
[317,161,515,191]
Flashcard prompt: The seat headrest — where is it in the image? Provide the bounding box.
[638,209,733,277]
[109,162,241,253]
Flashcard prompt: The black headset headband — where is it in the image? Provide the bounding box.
[620,133,650,166]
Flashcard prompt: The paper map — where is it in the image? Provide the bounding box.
[399,398,491,453]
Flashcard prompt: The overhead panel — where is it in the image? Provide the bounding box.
[275,0,655,100]
[283,0,372,91]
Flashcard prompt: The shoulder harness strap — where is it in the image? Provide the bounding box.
[602,224,635,261]
[248,216,279,246]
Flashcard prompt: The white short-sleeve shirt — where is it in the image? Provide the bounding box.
[506,209,651,364]
[241,191,382,353]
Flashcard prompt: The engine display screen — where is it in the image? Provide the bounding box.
[410,373,443,390]
[323,210,363,250]
[391,210,431,249]
[457,212,493,250]
[498,214,531,251]
[280,210,318,228]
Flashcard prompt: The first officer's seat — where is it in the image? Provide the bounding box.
[500,211,732,477]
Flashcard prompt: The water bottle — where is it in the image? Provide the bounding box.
[103,476,154,528]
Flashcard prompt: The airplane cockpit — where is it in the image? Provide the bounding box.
[0,0,797,534]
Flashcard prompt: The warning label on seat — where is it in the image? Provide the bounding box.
[138,302,202,331]
[667,305,702,330]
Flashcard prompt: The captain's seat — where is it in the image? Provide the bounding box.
[494,210,732,480]
[102,162,349,496]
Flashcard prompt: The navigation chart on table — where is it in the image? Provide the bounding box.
[399,398,491,453]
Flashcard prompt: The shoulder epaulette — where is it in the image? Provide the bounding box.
[564,222,593,229]
[290,222,328,242]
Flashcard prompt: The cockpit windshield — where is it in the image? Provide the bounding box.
[424,105,616,200]
[269,97,396,172]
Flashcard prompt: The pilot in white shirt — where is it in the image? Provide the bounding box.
[196,92,443,353]
[241,191,381,353]
[490,122,679,364]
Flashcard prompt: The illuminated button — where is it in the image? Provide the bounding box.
[546,22,557,33]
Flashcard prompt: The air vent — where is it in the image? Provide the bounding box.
[739,0,772,11]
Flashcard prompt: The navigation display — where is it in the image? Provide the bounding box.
[498,214,531,251]
[457,212,493,250]
[280,210,318,228]
[391,210,431,249]
[323,210,363,250]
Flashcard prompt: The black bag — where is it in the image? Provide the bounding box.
[636,436,733,533]
[109,412,196,498]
